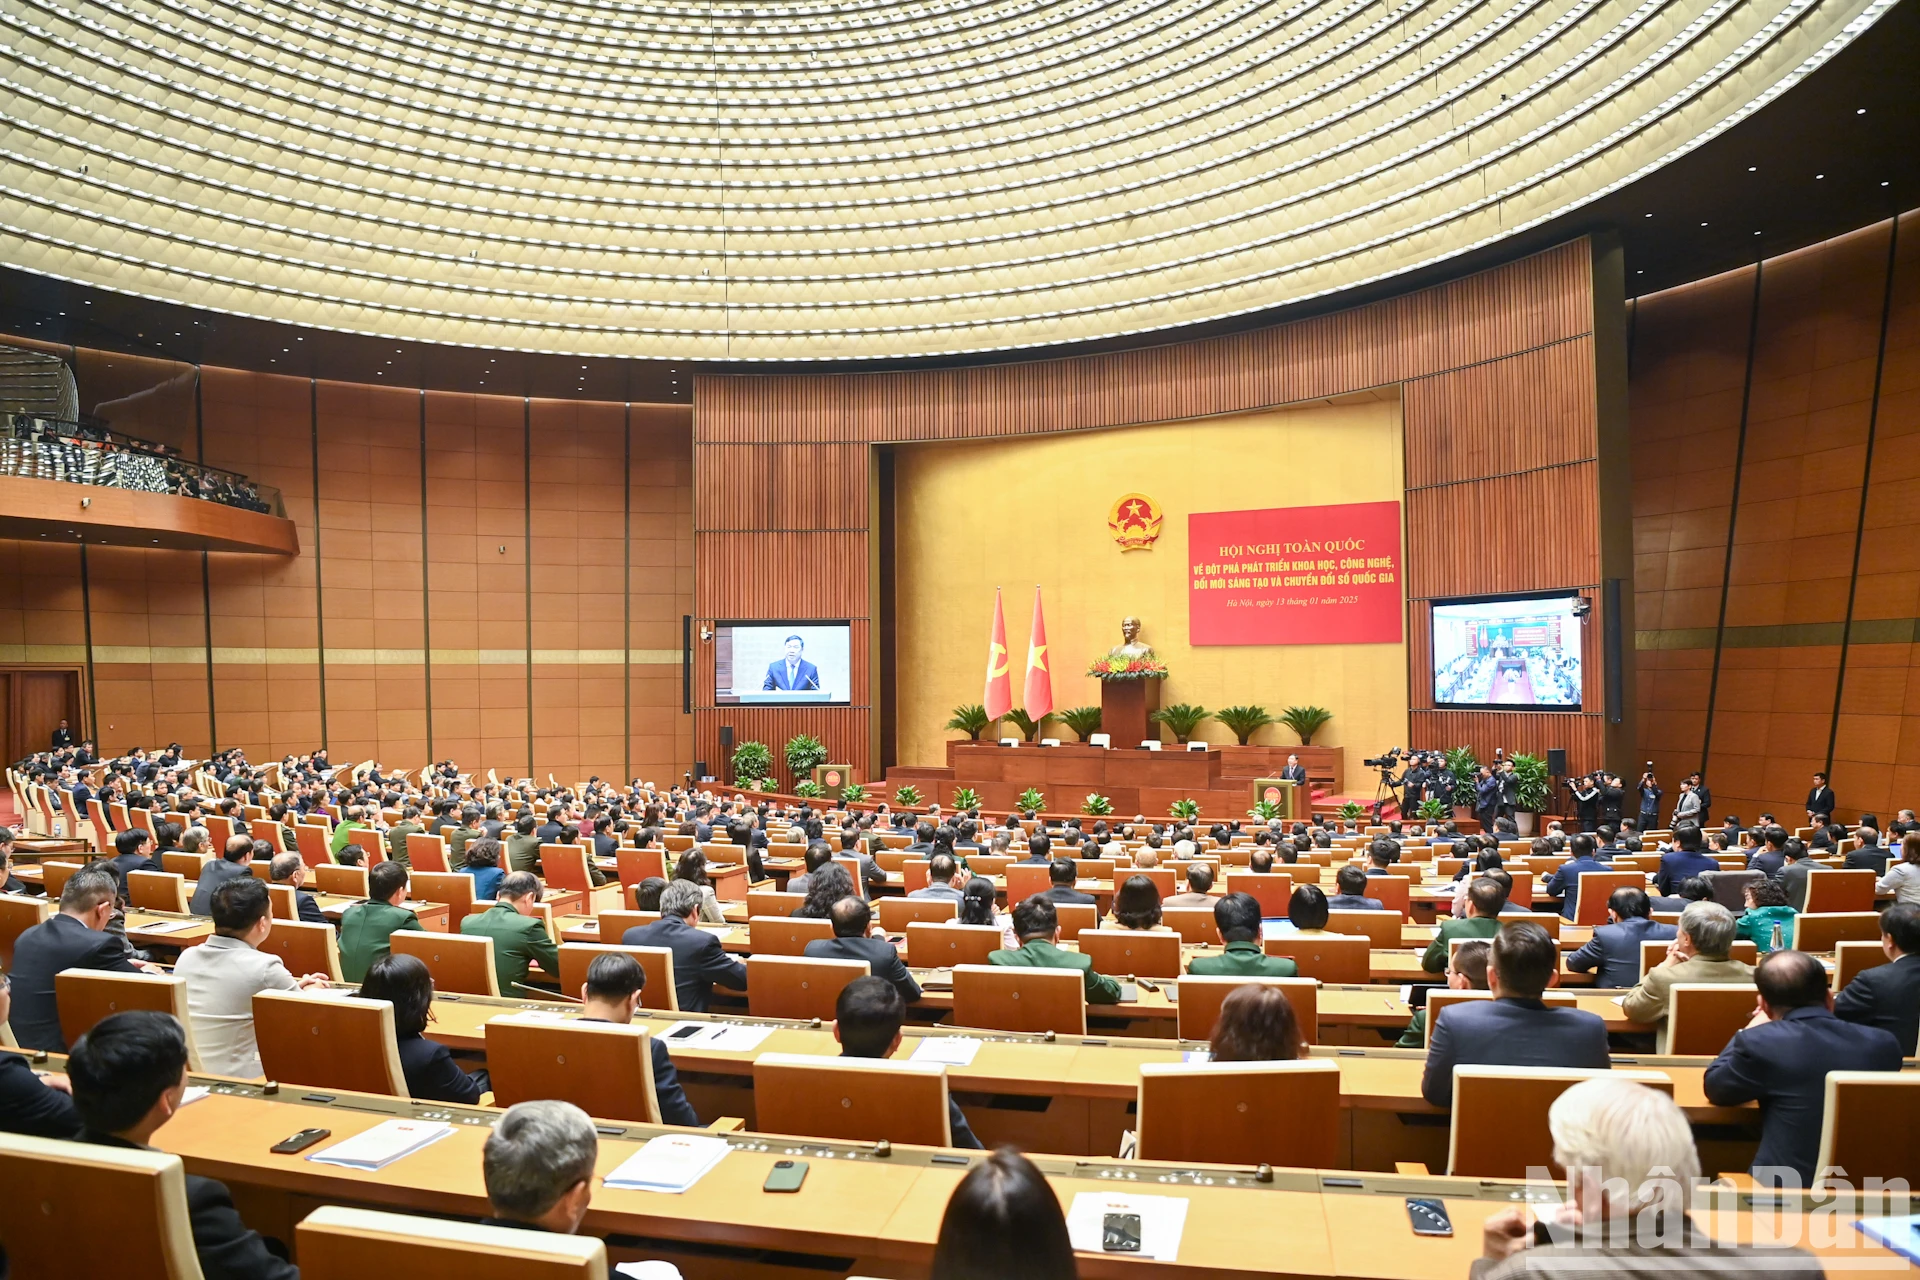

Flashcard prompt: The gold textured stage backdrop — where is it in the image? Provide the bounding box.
[890,399,1409,768]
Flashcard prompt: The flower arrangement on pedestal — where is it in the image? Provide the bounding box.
[1086,655,1170,680]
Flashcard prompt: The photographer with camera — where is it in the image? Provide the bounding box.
[1637,764,1662,830]
[1567,773,1600,832]
[1594,771,1625,827]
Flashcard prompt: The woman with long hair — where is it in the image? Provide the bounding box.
[929,1148,1077,1280]
[1210,983,1307,1062]
[672,849,727,924]
[1108,875,1165,931]
[793,861,855,919]
[957,876,1017,948]
[358,953,489,1104]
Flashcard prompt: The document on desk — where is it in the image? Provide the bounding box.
[909,1037,982,1066]
[602,1133,731,1194]
[307,1119,455,1171]
[180,1086,211,1106]
[657,1021,775,1053]
[136,919,199,934]
[1066,1191,1189,1261]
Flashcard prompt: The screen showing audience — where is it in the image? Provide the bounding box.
[714,623,853,705]
[1430,595,1583,710]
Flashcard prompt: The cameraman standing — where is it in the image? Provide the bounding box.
[1497,758,1520,822]
[1637,767,1662,830]
[1595,771,1625,828]
[1569,773,1600,832]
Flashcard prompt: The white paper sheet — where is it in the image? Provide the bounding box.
[615,1263,686,1280]
[180,1086,211,1106]
[1181,1049,1211,1064]
[655,1021,775,1053]
[909,1037,981,1066]
[307,1119,454,1170]
[601,1133,730,1194]
[1066,1191,1189,1262]
[136,919,199,934]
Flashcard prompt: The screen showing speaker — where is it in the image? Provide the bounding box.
[714,622,853,706]
[1430,594,1583,710]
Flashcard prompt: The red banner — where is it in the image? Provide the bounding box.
[1188,501,1403,645]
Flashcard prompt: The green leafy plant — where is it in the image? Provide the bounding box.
[1016,787,1046,812]
[1005,709,1042,741]
[1054,705,1103,741]
[1279,705,1333,745]
[944,703,993,741]
[1213,704,1276,746]
[893,783,923,807]
[839,782,867,804]
[793,780,826,799]
[951,787,981,811]
[1169,797,1200,821]
[1248,799,1282,821]
[730,741,773,786]
[1081,792,1114,816]
[1149,702,1210,744]
[739,777,774,792]
[1444,746,1481,808]
[1338,800,1366,823]
[784,733,830,783]
[1509,753,1551,813]
[1418,796,1449,822]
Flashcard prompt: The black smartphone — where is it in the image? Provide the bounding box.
[667,1025,705,1040]
[1101,1212,1143,1252]
[764,1159,808,1192]
[270,1128,331,1154]
[1406,1198,1453,1237]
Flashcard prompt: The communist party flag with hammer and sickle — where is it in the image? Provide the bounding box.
[1023,586,1053,720]
[983,588,1013,720]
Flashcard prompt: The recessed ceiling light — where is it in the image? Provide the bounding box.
[1643,213,1653,218]
[1817,174,1825,179]
[1748,166,1757,172]
[1856,108,1866,115]
[1700,222,1708,227]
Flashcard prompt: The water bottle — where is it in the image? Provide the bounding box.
[1770,922,1783,952]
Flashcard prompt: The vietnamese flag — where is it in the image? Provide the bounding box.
[1023,587,1053,720]
[983,589,1013,720]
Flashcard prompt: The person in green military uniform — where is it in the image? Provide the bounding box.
[328,804,374,858]
[385,805,424,869]
[338,861,425,983]
[445,806,484,866]
[505,813,543,875]
[1186,892,1299,977]
[988,896,1123,1004]
[1420,875,1509,973]
[460,870,560,995]
[1396,937,1491,1047]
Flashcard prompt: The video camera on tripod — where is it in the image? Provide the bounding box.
[1363,746,1405,770]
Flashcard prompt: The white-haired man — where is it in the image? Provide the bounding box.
[1474,1078,1824,1280]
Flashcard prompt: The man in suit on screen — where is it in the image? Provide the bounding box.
[762,634,821,691]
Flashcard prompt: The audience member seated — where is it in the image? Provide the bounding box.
[1877,834,1920,906]
[1327,865,1383,911]
[1107,875,1165,931]
[1474,1077,1824,1280]
[1648,874,1713,915]
[833,975,981,1149]
[1618,901,1751,1031]
[105,826,163,881]
[929,1147,1074,1280]
[1209,983,1307,1061]
[1777,839,1822,911]
[339,861,425,983]
[1422,877,1507,973]
[1833,903,1920,1055]
[358,953,489,1104]
[188,835,258,916]
[957,876,1017,948]
[989,896,1121,1003]
[268,853,326,925]
[458,836,506,902]
[461,871,561,994]
[176,877,330,1078]
[793,862,856,919]
[68,1010,299,1278]
[1704,949,1904,1185]
[671,851,723,922]
[1565,887,1676,990]
[1265,884,1333,937]
[0,972,81,1137]
[909,853,966,902]
[1544,833,1612,920]
[632,876,669,912]
[1844,826,1889,875]
[571,952,698,1125]
[623,880,747,1012]
[1420,923,1609,1107]
[1188,891,1297,978]
[1397,939,1490,1047]
[803,896,921,1003]
[1163,861,1214,908]
[8,867,157,1051]
[1733,879,1796,953]
[482,1100,600,1234]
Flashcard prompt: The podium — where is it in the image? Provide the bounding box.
[1099,678,1161,750]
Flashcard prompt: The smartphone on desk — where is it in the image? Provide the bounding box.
[1406,1198,1453,1237]
[1102,1212,1142,1252]
[764,1159,808,1193]
[270,1128,331,1155]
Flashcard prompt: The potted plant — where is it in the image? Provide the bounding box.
[1081,792,1113,816]
[893,783,923,807]
[1149,702,1209,744]
[1016,786,1045,813]
[784,734,830,787]
[840,782,867,804]
[1417,796,1448,823]
[1279,705,1333,745]
[1004,710,1042,742]
[1338,800,1366,824]
[944,703,993,741]
[730,741,773,788]
[1212,705,1276,746]
[1444,746,1481,822]
[1248,799,1282,822]
[1169,797,1200,821]
[1054,706,1102,741]
[792,780,825,799]
[1509,753,1550,836]
[951,787,981,811]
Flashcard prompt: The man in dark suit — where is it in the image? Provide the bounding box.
[1747,825,1789,879]
[105,826,163,881]
[188,834,257,917]
[50,718,72,749]
[1778,841,1822,911]
[268,853,327,925]
[1017,831,1052,865]
[762,634,821,691]
[69,1010,299,1278]
[1564,886,1676,990]
[803,896,921,1004]
[1544,832,1613,921]
[8,867,156,1051]
[622,880,748,1013]
[1705,949,1903,1184]
[1653,823,1717,896]
[1420,922,1610,1107]
[1805,772,1836,825]
[0,978,81,1137]
[574,952,699,1126]
[1280,754,1308,784]
[1843,826,1890,875]
[1834,904,1920,1055]
[834,976,982,1148]
[1039,857,1097,905]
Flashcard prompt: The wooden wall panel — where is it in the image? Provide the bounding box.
[1403,464,1601,600]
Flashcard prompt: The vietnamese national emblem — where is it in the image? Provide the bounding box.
[1107,493,1163,551]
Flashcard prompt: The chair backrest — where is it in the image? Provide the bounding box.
[247,818,286,854]
[129,806,155,835]
[314,864,370,898]
[969,855,1014,878]
[1701,869,1761,910]
[1663,982,1760,1054]
[594,910,660,946]
[748,915,836,957]
[1175,975,1318,1043]
[542,844,595,903]
[662,834,695,853]
[255,918,344,982]
[1573,871,1644,926]
[555,943,678,1010]
[1077,928,1182,979]
[1055,901,1098,942]
[744,954,868,1020]
[1794,912,1883,953]
[746,890,805,918]
[1162,905,1218,945]
[1136,1060,1340,1168]
[1805,869,1876,914]
[905,921,1002,968]
[127,870,190,913]
[753,1053,952,1147]
[1367,876,1412,918]
[1125,867,1176,900]
[266,882,299,922]
[296,1205,609,1278]
[615,847,668,889]
[1004,863,1050,905]
[1448,1066,1673,1177]
[877,897,958,931]
[41,860,84,902]
[345,826,386,864]
[0,893,52,967]
[900,860,930,894]
[1425,990,1576,1044]
[1834,940,1889,991]
[1325,908,1399,949]
[1816,1071,1920,1186]
[293,823,332,867]
[55,971,199,1070]
[951,964,1086,1034]
[1225,872,1293,917]
[161,852,207,880]
[408,833,450,873]
[486,1018,660,1123]
[1263,934,1370,984]
[0,1131,205,1280]
[252,990,406,1095]
[392,930,499,996]
[410,870,475,924]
